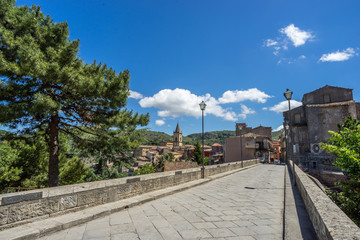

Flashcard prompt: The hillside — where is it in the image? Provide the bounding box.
[186,130,235,145]
[139,130,172,146]
[271,129,283,140]
[139,130,235,146]
[141,129,283,146]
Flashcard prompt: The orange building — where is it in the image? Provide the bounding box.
[272,140,281,160]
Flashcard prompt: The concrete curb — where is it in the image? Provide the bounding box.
[0,164,260,240]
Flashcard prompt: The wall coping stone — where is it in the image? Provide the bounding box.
[289,160,360,240]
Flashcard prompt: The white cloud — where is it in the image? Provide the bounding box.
[218,88,272,104]
[264,39,278,47]
[280,24,313,47]
[238,105,255,119]
[269,100,303,113]
[264,24,313,61]
[319,48,355,62]
[274,125,284,131]
[155,119,165,126]
[262,107,268,110]
[129,90,143,99]
[139,88,262,122]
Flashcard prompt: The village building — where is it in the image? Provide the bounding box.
[133,122,226,169]
[272,140,281,161]
[225,123,272,163]
[283,85,360,171]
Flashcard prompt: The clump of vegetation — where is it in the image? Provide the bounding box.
[133,163,156,175]
[155,153,175,171]
[321,116,360,226]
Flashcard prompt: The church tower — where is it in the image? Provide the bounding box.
[173,122,183,150]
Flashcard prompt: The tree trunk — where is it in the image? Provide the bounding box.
[48,115,60,187]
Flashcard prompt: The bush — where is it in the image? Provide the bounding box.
[59,158,87,185]
[321,116,360,226]
[133,163,156,175]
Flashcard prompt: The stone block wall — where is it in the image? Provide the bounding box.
[0,159,258,230]
[163,161,199,171]
[288,160,360,240]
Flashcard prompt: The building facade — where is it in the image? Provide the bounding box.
[283,85,360,171]
[225,123,273,163]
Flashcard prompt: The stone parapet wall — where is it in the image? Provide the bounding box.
[0,159,258,230]
[288,160,360,240]
[163,161,199,171]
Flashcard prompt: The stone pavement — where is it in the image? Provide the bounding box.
[39,164,287,240]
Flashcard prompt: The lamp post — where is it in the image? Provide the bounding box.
[199,101,206,178]
[254,135,257,160]
[240,133,243,168]
[284,88,295,186]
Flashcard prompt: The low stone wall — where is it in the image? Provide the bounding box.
[163,161,199,171]
[288,160,360,240]
[306,169,349,190]
[0,159,258,230]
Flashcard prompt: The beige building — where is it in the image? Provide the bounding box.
[225,123,272,163]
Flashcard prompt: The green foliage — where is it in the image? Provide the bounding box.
[327,190,360,227]
[155,153,175,171]
[186,131,235,145]
[59,157,87,185]
[133,163,155,175]
[139,130,172,145]
[271,129,283,140]
[76,128,139,175]
[321,116,360,226]
[0,133,49,190]
[0,143,22,188]
[193,141,202,165]
[139,130,235,146]
[0,1,149,186]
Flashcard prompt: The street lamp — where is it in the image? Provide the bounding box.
[284,88,296,186]
[253,135,257,160]
[199,101,206,178]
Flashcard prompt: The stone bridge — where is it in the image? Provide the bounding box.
[0,160,359,240]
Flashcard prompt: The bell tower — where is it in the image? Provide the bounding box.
[173,122,183,150]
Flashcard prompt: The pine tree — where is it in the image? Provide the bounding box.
[0,1,149,187]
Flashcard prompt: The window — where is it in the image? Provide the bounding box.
[294,113,301,124]
[324,94,331,103]
[312,161,317,169]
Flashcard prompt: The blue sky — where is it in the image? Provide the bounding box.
[15,0,360,135]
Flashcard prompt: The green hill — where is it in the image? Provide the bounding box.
[271,129,283,140]
[186,130,235,145]
[140,130,235,146]
[140,129,284,147]
[139,130,172,146]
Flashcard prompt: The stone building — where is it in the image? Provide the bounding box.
[283,85,360,171]
[225,123,272,163]
[172,122,183,151]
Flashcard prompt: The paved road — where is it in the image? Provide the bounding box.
[40,164,285,240]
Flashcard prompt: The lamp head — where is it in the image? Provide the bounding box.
[284,88,293,101]
[199,101,206,110]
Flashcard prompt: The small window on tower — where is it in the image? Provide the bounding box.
[324,94,331,103]
[294,113,301,124]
